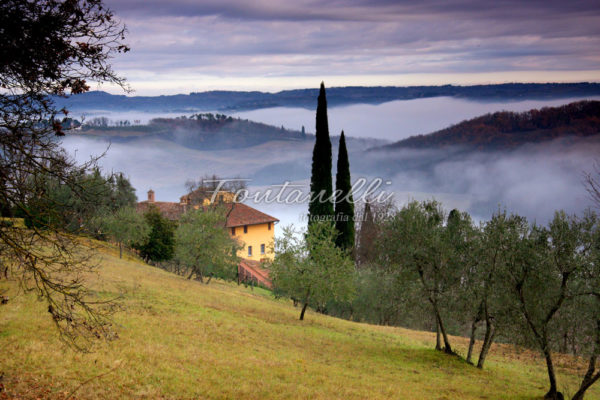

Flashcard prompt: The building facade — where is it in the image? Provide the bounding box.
[137,188,277,286]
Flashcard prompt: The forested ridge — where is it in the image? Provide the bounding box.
[380,100,600,151]
[79,113,308,150]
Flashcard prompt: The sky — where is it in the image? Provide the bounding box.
[99,0,600,95]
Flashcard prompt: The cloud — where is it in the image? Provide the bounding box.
[370,136,599,224]
[94,0,600,94]
[59,97,599,229]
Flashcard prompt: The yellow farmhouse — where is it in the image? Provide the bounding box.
[137,188,278,287]
[225,203,278,262]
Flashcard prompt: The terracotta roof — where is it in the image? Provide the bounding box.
[136,201,185,220]
[223,203,279,228]
[136,200,277,227]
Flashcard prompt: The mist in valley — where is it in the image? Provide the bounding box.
[60,97,600,229]
[233,96,600,141]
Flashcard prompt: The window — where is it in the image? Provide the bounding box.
[244,225,248,234]
[231,227,236,235]
[260,244,265,255]
[268,222,271,230]
[247,246,252,257]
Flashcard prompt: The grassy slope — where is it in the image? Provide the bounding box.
[1,244,597,399]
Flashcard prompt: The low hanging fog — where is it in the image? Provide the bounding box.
[60,96,600,229]
[233,96,600,141]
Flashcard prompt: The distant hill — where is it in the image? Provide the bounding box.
[53,82,600,112]
[77,113,308,150]
[375,100,600,151]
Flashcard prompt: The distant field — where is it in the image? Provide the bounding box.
[0,242,596,399]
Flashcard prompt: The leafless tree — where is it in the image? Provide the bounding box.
[584,162,600,208]
[0,0,129,350]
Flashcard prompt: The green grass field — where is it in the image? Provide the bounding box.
[0,243,597,399]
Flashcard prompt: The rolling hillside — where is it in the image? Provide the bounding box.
[77,114,308,150]
[1,242,597,399]
[376,100,600,151]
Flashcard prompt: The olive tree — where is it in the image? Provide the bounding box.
[101,206,150,259]
[502,211,597,400]
[459,211,525,368]
[174,208,240,283]
[269,223,356,321]
[379,201,466,354]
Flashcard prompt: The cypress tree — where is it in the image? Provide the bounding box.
[137,207,175,262]
[334,131,355,250]
[308,82,334,225]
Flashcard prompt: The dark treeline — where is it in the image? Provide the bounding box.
[6,168,137,235]
[80,113,308,150]
[322,199,600,400]
[381,100,600,151]
[53,83,600,112]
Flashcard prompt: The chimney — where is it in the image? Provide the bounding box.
[147,189,155,202]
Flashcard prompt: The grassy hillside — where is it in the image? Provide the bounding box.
[0,243,597,399]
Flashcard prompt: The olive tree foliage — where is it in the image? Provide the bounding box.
[0,0,129,349]
[174,208,241,284]
[571,220,600,400]
[375,202,521,367]
[500,210,600,400]
[455,211,526,368]
[379,201,472,354]
[329,196,600,397]
[344,267,424,327]
[100,206,149,259]
[268,223,356,321]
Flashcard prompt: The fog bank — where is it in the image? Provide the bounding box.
[59,98,600,229]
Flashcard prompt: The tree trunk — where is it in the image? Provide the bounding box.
[432,304,453,354]
[435,319,442,351]
[477,319,495,369]
[572,369,600,400]
[119,242,122,259]
[467,320,478,364]
[438,315,453,354]
[468,302,485,364]
[572,319,600,400]
[543,349,564,400]
[299,302,309,320]
[205,275,212,285]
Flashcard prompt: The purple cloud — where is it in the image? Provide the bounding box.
[98,0,600,94]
